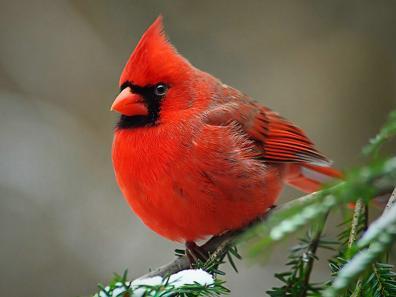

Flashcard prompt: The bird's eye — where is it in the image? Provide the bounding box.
[154,84,168,97]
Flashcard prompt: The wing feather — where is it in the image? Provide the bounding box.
[205,97,330,166]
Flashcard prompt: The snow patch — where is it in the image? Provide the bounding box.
[95,269,214,297]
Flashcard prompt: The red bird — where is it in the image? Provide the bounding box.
[111,17,341,248]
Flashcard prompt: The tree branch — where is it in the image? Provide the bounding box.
[135,190,322,281]
[300,212,329,297]
[134,180,395,282]
[348,199,365,249]
[136,216,262,280]
[385,187,396,213]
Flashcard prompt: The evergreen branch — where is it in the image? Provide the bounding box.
[134,208,276,281]
[348,199,365,249]
[300,227,322,296]
[134,186,343,282]
[244,156,396,256]
[363,262,396,297]
[349,200,367,297]
[385,187,396,212]
[323,187,396,297]
[337,216,365,248]
[266,214,331,297]
[358,187,396,249]
[350,278,363,297]
[93,269,229,297]
[326,203,368,297]
[363,110,396,157]
[299,214,331,296]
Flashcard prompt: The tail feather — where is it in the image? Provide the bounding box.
[285,164,342,193]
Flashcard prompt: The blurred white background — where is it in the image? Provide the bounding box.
[0,1,395,296]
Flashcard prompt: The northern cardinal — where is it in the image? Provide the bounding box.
[111,17,341,248]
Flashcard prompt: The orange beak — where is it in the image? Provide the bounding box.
[110,87,148,116]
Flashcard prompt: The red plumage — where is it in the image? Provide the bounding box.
[111,17,341,242]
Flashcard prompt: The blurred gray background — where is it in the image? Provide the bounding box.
[0,1,395,296]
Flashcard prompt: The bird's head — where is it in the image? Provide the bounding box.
[111,16,206,129]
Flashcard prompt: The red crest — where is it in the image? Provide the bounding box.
[119,16,191,87]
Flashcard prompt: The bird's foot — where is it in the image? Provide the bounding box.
[185,241,209,265]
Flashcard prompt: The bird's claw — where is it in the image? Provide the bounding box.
[185,241,209,265]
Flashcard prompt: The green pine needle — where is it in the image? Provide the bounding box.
[363,263,396,297]
[324,202,396,297]
[266,230,334,297]
[363,110,396,157]
[92,270,229,297]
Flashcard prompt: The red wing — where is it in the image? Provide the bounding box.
[205,101,331,166]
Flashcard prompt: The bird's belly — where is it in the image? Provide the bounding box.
[118,160,284,242]
[112,126,284,242]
